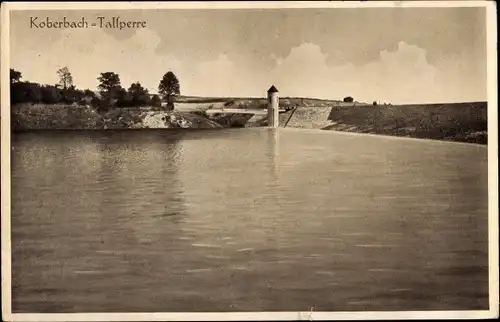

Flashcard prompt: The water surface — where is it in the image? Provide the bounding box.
[11,128,489,312]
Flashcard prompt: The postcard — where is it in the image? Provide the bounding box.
[1,1,498,321]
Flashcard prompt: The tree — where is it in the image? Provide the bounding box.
[84,89,96,97]
[10,69,24,104]
[80,89,97,106]
[97,72,123,109]
[115,88,132,107]
[150,94,162,107]
[127,82,150,106]
[10,69,22,83]
[57,66,74,90]
[98,72,121,95]
[41,85,62,104]
[59,85,81,104]
[22,82,43,103]
[70,88,89,105]
[343,96,354,103]
[158,71,180,109]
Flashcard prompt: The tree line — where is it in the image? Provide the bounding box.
[10,66,181,111]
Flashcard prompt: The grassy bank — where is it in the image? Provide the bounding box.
[322,102,487,144]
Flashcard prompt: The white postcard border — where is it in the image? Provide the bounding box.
[1,1,498,321]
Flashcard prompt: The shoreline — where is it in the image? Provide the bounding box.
[9,101,488,145]
[11,127,488,147]
[279,127,489,147]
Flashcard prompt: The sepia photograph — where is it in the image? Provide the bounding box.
[1,1,498,321]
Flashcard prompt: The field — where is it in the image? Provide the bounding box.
[175,95,360,109]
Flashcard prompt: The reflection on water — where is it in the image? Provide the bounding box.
[11,128,489,312]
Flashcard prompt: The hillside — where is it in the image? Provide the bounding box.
[321,102,487,144]
[10,98,488,144]
[11,104,222,130]
[170,97,488,144]
[228,99,487,144]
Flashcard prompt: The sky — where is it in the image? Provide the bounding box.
[10,7,488,104]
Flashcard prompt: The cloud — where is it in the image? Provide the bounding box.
[268,41,486,104]
[12,27,263,97]
[268,41,442,103]
[187,54,247,97]
[12,27,182,93]
[12,28,485,104]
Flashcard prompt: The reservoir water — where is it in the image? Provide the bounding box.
[11,128,489,312]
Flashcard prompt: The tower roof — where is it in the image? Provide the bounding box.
[267,85,279,93]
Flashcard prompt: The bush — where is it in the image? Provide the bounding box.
[11,82,43,104]
[40,85,62,104]
[166,102,175,111]
[151,95,162,107]
[90,97,112,112]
